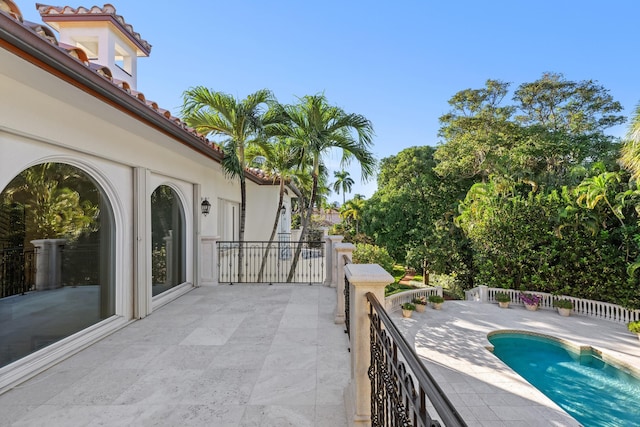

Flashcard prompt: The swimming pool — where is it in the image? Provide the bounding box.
[488,331,640,427]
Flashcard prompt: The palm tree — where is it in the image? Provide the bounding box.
[181,87,280,282]
[332,170,354,205]
[272,94,375,281]
[246,138,311,282]
[620,103,640,181]
[340,194,365,234]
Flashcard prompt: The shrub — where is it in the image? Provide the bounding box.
[553,298,573,309]
[401,302,416,311]
[495,292,511,303]
[353,243,395,274]
[628,321,640,334]
[428,295,444,304]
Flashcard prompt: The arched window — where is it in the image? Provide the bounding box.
[150,185,185,296]
[0,162,114,368]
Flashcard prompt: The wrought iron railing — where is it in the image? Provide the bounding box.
[367,292,467,427]
[217,239,325,284]
[343,254,352,340]
[0,246,35,298]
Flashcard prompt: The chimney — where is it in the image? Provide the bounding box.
[37,3,151,90]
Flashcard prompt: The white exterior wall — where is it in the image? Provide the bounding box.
[245,184,291,241]
[0,43,282,388]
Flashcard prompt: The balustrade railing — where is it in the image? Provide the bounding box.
[386,287,443,313]
[465,286,640,324]
[217,240,325,284]
[367,292,467,427]
[0,246,35,298]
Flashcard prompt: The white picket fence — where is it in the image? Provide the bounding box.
[465,286,640,324]
[386,286,443,313]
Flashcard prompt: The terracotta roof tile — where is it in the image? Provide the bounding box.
[87,62,112,80]
[1,4,275,184]
[24,19,57,44]
[36,3,152,55]
[0,0,22,22]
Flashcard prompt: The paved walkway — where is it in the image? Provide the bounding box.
[0,285,350,427]
[394,300,640,427]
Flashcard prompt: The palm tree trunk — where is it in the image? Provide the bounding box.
[237,174,246,283]
[287,174,317,282]
[257,180,285,282]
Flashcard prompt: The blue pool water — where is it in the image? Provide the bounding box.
[489,332,640,427]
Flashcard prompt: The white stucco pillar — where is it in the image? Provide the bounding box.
[325,235,344,287]
[479,285,489,303]
[344,263,394,427]
[30,239,66,291]
[200,236,220,286]
[334,242,354,324]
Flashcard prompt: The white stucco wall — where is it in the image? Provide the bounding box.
[0,17,284,393]
[0,46,282,311]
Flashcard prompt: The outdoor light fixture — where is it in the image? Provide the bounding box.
[280,205,286,215]
[201,198,211,216]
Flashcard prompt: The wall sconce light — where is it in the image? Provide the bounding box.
[201,198,211,216]
[280,205,286,215]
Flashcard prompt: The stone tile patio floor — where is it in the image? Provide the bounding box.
[1,284,639,426]
[0,285,351,427]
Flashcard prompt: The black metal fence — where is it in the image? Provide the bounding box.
[343,255,352,340]
[217,239,325,284]
[366,292,467,427]
[0,246,35,298]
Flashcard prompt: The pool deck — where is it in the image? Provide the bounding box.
[394,300,640,426]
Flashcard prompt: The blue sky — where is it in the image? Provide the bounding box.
[20,1,640,203]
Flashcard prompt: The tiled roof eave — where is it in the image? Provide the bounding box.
[0,11,276,185]
[41,14,151,56]
[0,12,228,167]
[35,3,151,55]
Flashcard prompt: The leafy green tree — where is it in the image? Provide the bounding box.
[435,79,516,181]
[362,146,472,286]
[3,163,98,243]
[332,170,354,204]
[435,73,624,189]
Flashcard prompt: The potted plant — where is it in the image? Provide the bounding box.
[553,298,573,317]
[628,321,640,341]
[495,292,511,308]
[428,295,445,310]
[401,302,416,318]
[519,292,542,311]
[412,297,427,313]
